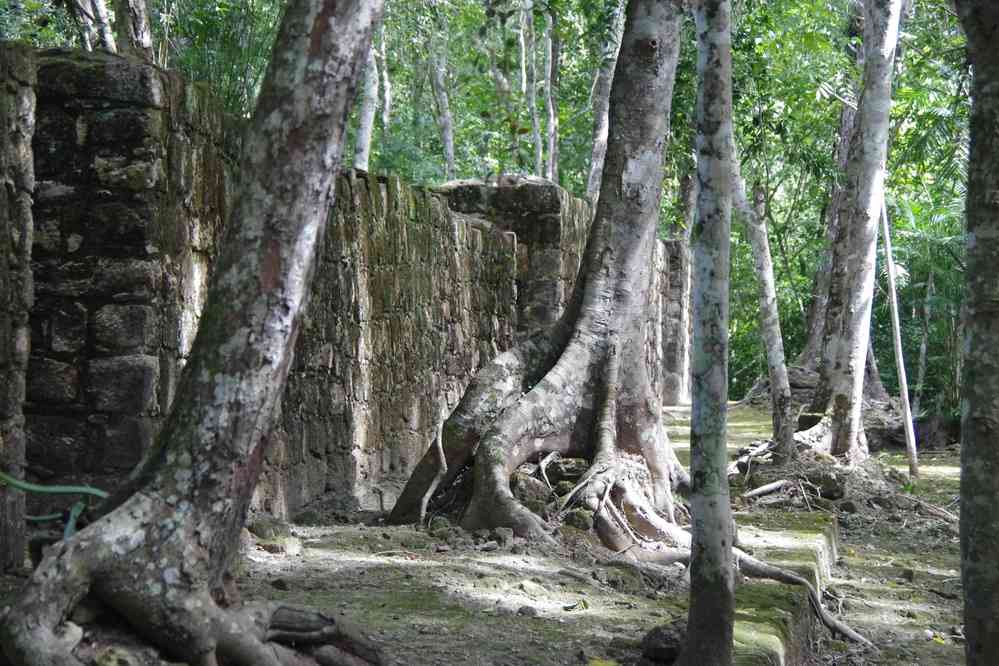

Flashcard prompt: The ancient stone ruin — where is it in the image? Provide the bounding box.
[0,45,691,547]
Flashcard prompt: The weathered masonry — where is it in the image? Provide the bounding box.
[0,46,692,532]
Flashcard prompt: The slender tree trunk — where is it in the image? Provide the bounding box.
[353,46,379,171]
[1,2,384,664]
[90,0,117,52]
[378,26,392,135]
[113,0,154,61]
[954,2,999,662]
[912,270,934,416]
[880,200,918,477]
[543,10,560,181]
[733,171,795,462]
[585,0,626,201]
[64,0,97,50]
[682,0,735,661]
[521,0,543,175]
[808,0,902,460]
[428,49,456,181]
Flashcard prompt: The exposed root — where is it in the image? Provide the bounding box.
[735,551,873,647]
[418,407,449,526]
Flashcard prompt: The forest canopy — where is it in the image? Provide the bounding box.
[0,0,969,413]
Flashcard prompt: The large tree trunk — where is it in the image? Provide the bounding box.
[390,0,688,553]
[354,46,379,171]
[807,0,902,460]
[681,0,735,661]
[585,0,626,201]
[954,2,999,662]
[113,0,154,61]
[797,104,855,371]
[0,2,383,665]
[0,44,35,573]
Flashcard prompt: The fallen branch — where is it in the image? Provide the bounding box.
[742,479,792,500]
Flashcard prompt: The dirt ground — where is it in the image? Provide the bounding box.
[0,406,965,665]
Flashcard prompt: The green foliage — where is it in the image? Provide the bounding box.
[149,0,282,116]
[0,0,971,416]
[0,0,76,46]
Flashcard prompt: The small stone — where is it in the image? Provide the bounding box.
[516,605,539,617]
[838,499,859,513]
[642,619,687,663]
[434,543,451,553]
[901,568,916,582]
[271,578,290,591]
[478,540,499,552]
[924,629,935,640]
[548,458,590,483]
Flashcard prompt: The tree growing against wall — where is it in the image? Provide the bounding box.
[0,1,384,664]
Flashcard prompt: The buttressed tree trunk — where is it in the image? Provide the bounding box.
[390,0,692,557]
[681,0,736,661]
[113,0,154,61]
[807,0,902,460]
[0,2,384,665]
[953,2,999,662]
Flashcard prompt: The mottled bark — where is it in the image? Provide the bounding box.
[954,2,999,662]
[733,171,795,462]
[808,0,902,460]
[585,0,626,201]
[353,46,379,171]
[0,44,35,573]
[681,0,735,662]
[0,2,383,665]
[543,10,560,181]
[879,201,917,477]
[428,49,455,180]
[113,0,154,61]
[912,271,933,416]
[522,0,543,175]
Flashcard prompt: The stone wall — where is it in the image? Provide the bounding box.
[0,43,35,571]
[257,176,599,517]
[23,49,229,512]
[4,47,691,522]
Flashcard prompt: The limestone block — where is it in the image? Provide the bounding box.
[86,355,159,413]
[93,304,156,352]
[27,358,78,404]
[50,302,87,353]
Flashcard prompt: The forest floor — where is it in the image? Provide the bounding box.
[0,405,964,666]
